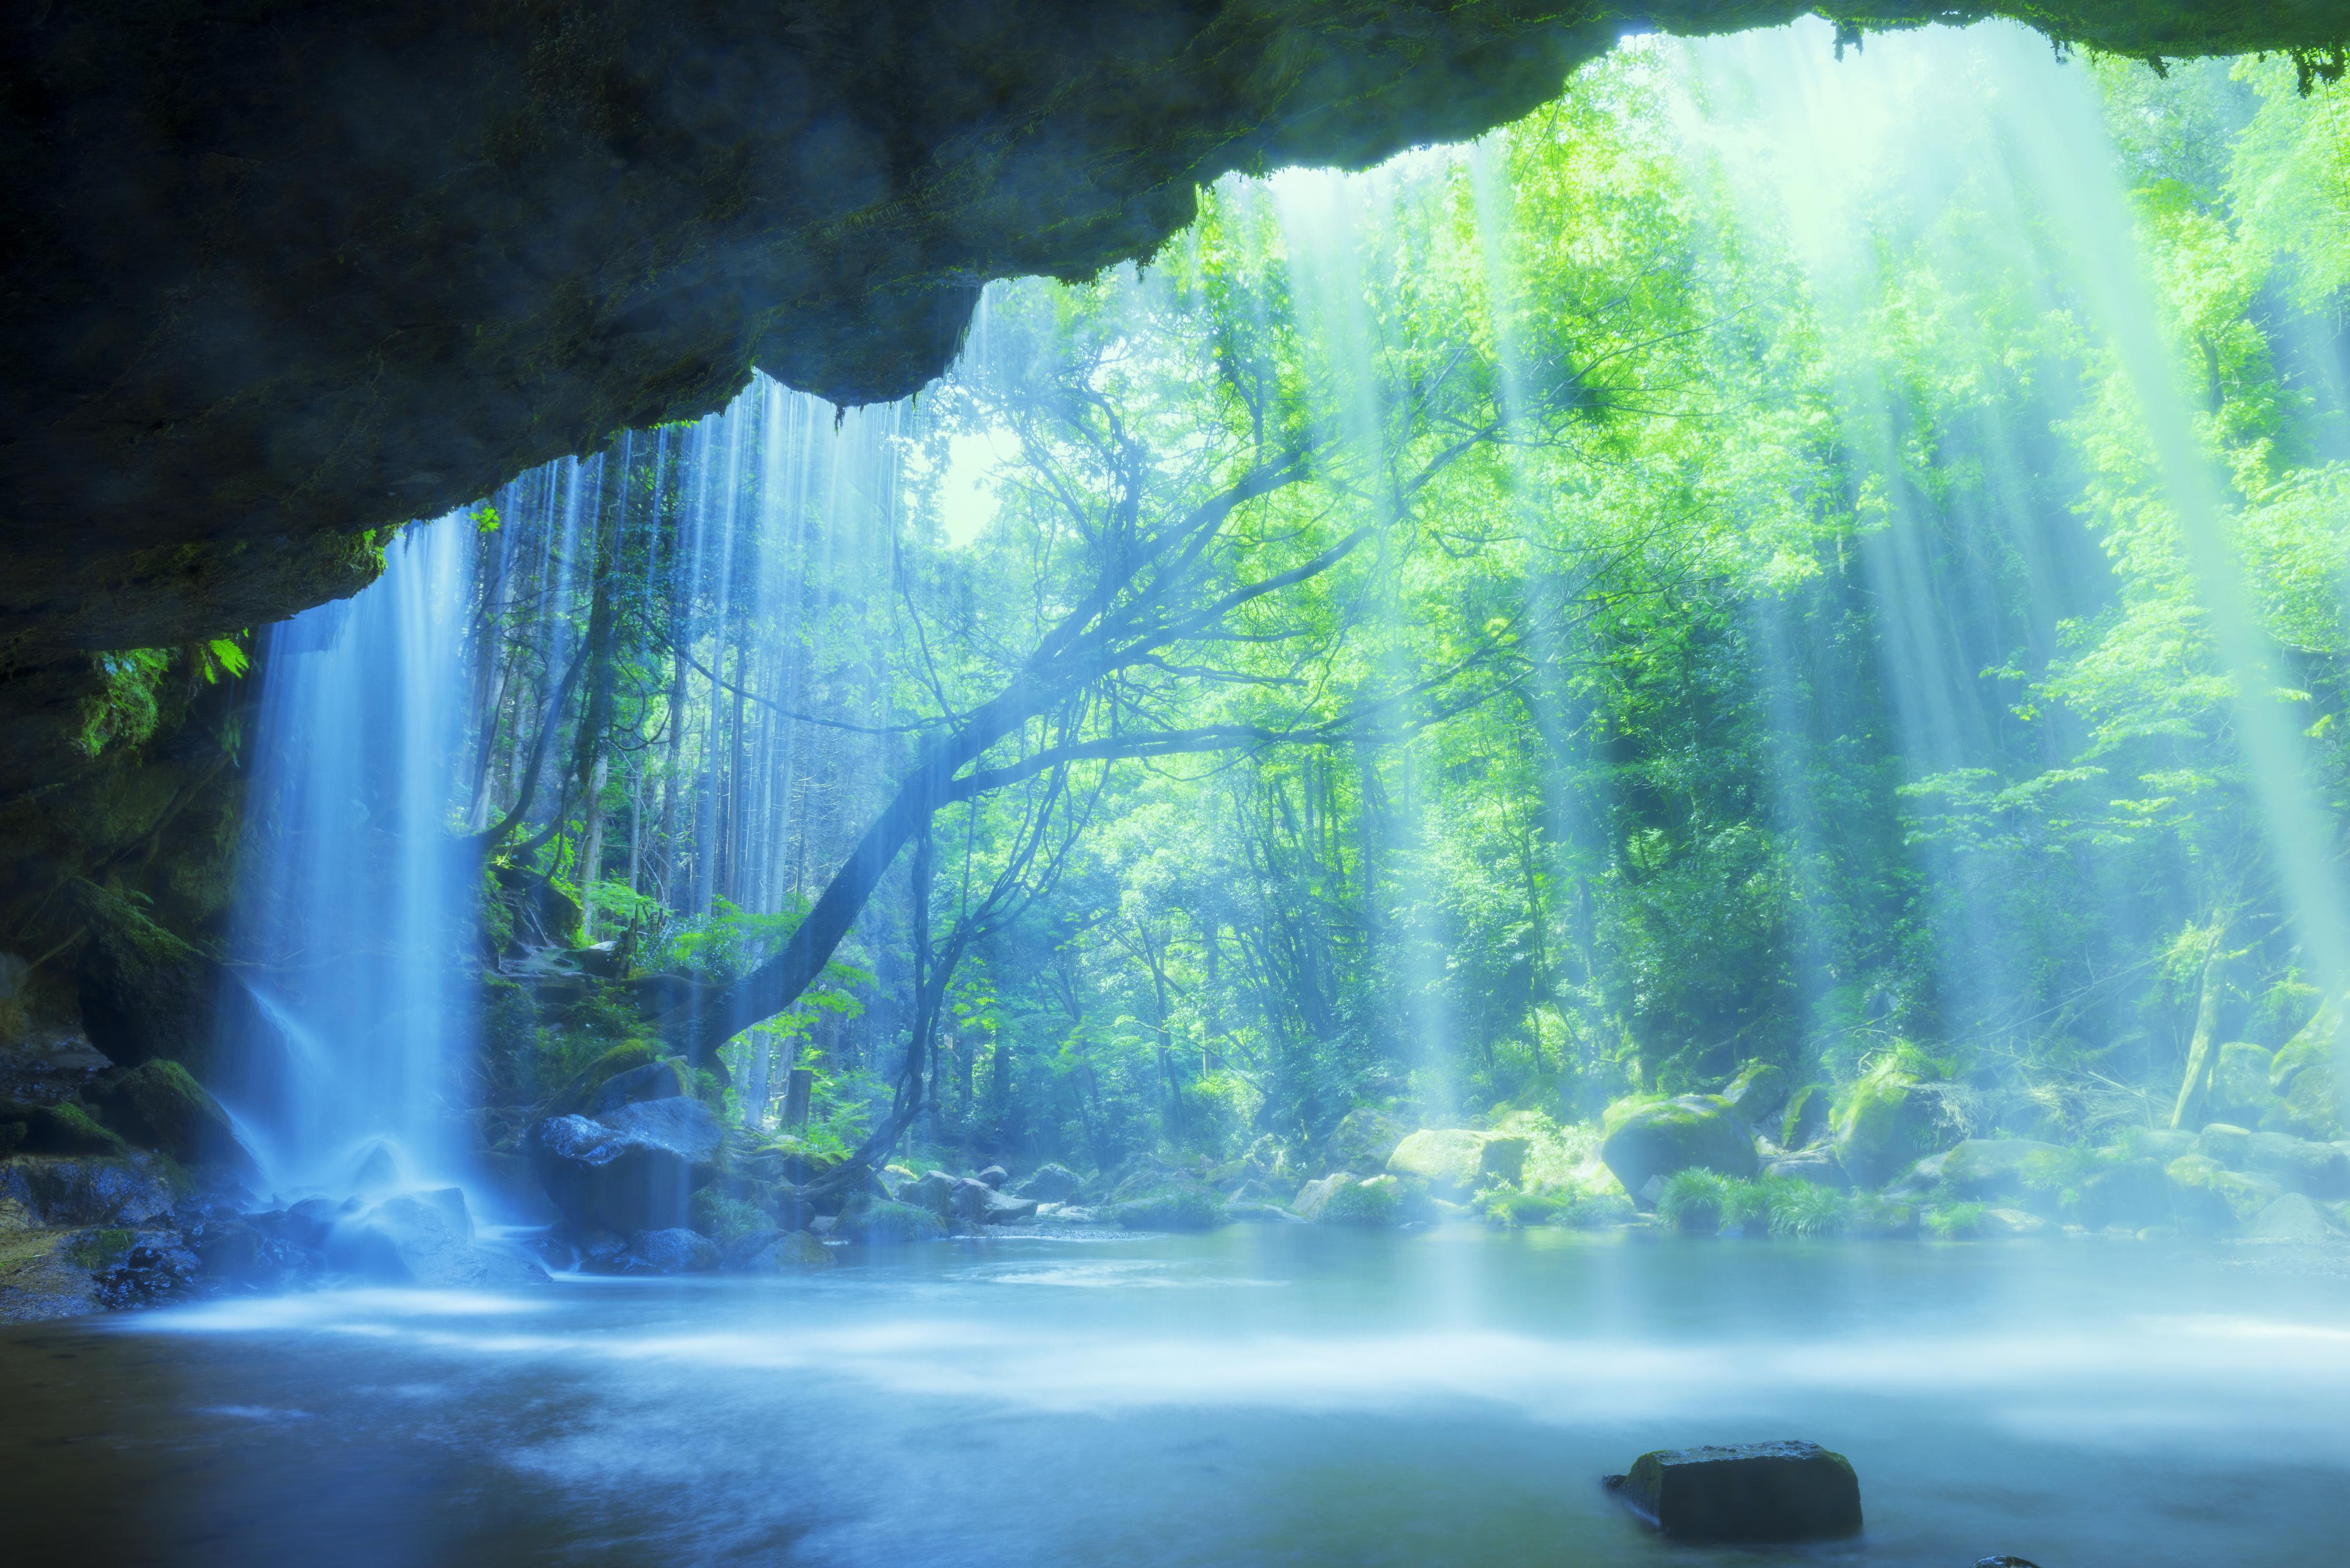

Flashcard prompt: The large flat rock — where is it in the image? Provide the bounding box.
[1609,1440,1862,1543]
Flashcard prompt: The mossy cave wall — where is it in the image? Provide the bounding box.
[1,1,2341,1074]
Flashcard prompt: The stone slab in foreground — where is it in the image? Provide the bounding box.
[1605,1439,1861,1543]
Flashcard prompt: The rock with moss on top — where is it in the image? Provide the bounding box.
[1386,1129,1528,1198]
[2165,1152,2281,1232]
[1318,1173,1415,1227]
[1114,1187,1225,1232]
[1720,1060,1789,1122]
[1833,1056,1957,1189]
[1780,1085,1833,1150]
[91,1060,251,1173]
[833,1196,946,1244]
[1601,1096,1757,1207]
[1323,1107,1408,1177]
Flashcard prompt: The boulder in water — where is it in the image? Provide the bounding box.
[325,1191,542,1287]
[1114,1187,1225,1231]
[834,1197,947,1244]
[1977,1207,2052,1237]
[950,1178,1038,1224]
[1601,1097,1757,1206]
[0,1101,128,1158]
[1318,1173,1407,1226]
[2242,1131,2350,1198]
[186,1216,315,1291]
[722,1227,834,1271]
[901,1169,959,1218]
[535,1095,723,1234]
[1291,1172,1354,1221]
[1323,1107,1408,1177]
[2076,1158,2172,1229]
[974,1164,1009,1188]
[1009,1162,1084,1201]
[2166,1153,2282,1232]
[627,1227,720,1273]
[1606,1440,1861,1543]
[2247,1192,2331,1243]
[1386,1129,1528,1197]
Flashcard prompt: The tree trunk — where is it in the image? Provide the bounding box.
[2169,924,2231,1130]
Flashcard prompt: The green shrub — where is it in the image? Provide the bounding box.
[1483,1189,1564,1229]
[1767,1181,1850,1238]
[1116,1188,1227,1231]
[1317,1178,1401,1227]
[693,1190,770,1244]
[1924,1201,1985,1239]
[67,1228,136,1268]
[1656,1169,1728,1232]
[1558,1191,1636,1228]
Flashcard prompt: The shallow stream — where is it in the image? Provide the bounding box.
[4,1229,2345,1566]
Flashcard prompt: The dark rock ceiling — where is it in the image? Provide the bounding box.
[0,1,2341,669]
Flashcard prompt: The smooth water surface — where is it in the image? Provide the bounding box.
[4,1229,2346,1566]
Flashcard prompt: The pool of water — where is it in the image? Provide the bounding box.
[3,1227,2345,1566]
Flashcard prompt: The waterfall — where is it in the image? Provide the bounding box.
[215,517,478,1199]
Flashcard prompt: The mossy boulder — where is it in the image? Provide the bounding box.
[1720,1060,1789,1122]
[2196,1123,2251,1169]
[1323,1107,1409,1177]
[1386,1129,1529,1197]
[1833,1061,1954,1189]
[90,1060,249,1171]
[2241,1131,2350,1199]
[1114,1187,1225,1232]
[549,1040,667,1116]
[1902,1138,2066,1205]
[1600,1095,1757,1207]
[834,1198,946,1245]
[1780,1085,1832,1149]
[2270,1017,2342,1140]
[1292,1172,1354,1221]
[0,1100,129,1158]
[2208,1041,2281,1129]
[2166,1152,2282,1232]
[1319,1173,1406,1227]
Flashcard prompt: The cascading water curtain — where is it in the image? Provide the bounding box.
[217,515,479,1198]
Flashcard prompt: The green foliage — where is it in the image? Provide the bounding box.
[1656,1169,1728,1232]
[1924,1202,1986,1240]
[692,1190,770,1244]
[66,1229,136,1269]
[77,648,172,757]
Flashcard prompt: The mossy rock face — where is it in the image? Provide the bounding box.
[1720,1060,1788,1121]
[1600,1095,1757,1206]
[2166,1153,2282,1231]
[0,1101,129,1158]
[1386,1129,1529,1197]
[2270,1020,2342,1140]
[91,1060,249,1171]
[1780,1085,1832,1150]
[548,1041,666,1117]
[1833,1065,1954,1189]
[1324,1107,1409,1177]
[2208,1041,2281,1129]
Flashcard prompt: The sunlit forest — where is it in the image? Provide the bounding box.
[377,41,2350,1214]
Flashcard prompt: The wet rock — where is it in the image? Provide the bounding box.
[535,1095,723,1234]
[0,1227,104,1322]
[900,1169,960,1218]
[2125,1127,2198,1163]
[2166,1153,2282,1232]
[1224,1200,1300,1223]
[588,1058,690,1116]
[0,1153,176,1226]
[1976,1557,2045,1567]
[2196,1122,2252,1170]
[2242,1131,2350,1199]
[628,1227,720,1274]
[1323,1107,1408,1178]
[94,1234,202,1308]
[1292,1173,1355,1222]
[1317,1173,1407,1227]
[2246,1192,2331,1243]
[834,1198,946,1244]
[274,1195,347,1252]
[955,1182,1039,1225]
[1601,1097,1758,1206]
[1386,1129,1529,1198]
[721,1227,834,1271]
[2269,1016,2342,1139]
[1605,1440,1862,1543]
[325,1192,541,1287]
[187,1218,315,1291]
[1009,1162,1084,1202]
[974,1164,1009,1188]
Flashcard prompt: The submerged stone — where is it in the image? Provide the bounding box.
[1606,1440,1861,1543]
